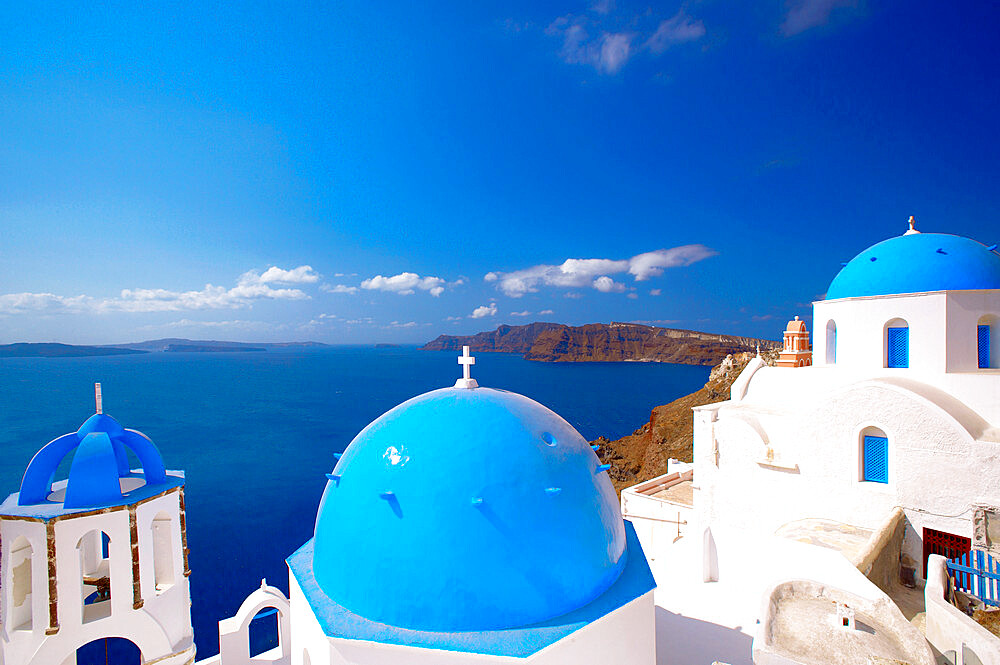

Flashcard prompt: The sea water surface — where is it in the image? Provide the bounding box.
[0,346,708,657]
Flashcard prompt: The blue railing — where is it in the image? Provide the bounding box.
[947,550,1000,607]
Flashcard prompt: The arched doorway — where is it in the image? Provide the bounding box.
[76,637,142,665]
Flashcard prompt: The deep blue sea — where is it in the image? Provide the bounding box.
[0,347,708,657]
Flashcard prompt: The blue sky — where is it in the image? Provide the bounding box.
[1,1,997,344]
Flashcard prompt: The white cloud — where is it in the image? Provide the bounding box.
[593,276,626,293]
[0,292,92,313]
[644,11,706,54]
[650,289,662,296]
[445,316,463,321]
[0,265,319,315]
[781,0,856,36]
[547,16,635,74]
[510,310,532,317]
[628,246,717,280]
[360,272,446,296]
[627,292,639,299]
[470,303,498,319]
[539,309,554,315]
[486,245,715,297]
[386,321,419,328]
[323,284,359,294]
[546,6,706,74]
[251,265,320,284]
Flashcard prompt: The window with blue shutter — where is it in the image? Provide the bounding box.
[863,435,888,483]
[980,324,991,369]
[886,326,909,368]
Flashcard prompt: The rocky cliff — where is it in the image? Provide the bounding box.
[422,322,777,367]
[592,349,779,493]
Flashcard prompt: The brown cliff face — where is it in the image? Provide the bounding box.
[421,322,777,367]
[592,349,779,494]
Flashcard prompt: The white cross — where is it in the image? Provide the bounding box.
[455,346,479,389]
[95,383,103,415]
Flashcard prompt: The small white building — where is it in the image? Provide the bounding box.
[625,220,1000,665]
[0,387,195,665]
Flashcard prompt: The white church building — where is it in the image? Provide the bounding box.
[3,219,999,665]
[625,219,1000,664]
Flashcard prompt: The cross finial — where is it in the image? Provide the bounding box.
[455,346,479,389]
[95,383,103,414]
[904,215,920,235]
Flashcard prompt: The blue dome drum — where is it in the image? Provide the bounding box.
[312,386,627,632]
[827,232,1000,300]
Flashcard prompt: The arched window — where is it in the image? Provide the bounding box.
[860,427,889,484]
[8,536,33,631]
[884,319,909,368]
[249,607,280,658]
[78,530,112,623]
[152,512,175,593]
[826,320,837,364]
[979,315,997,369]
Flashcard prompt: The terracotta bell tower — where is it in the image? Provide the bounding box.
[777,316,813,368]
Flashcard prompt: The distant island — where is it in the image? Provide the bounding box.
[421,322,779,366]
[0,343,148,358]
[0,339,327,358]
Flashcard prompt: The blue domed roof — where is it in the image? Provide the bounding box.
[827,232,1000,300]
[312,387,627,632]
[18,411,168,509]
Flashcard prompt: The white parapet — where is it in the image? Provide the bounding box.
[924,554,1000,665]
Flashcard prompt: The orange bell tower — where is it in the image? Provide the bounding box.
[777,316,813,368]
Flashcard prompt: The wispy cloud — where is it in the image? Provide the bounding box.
[484,245,716,297]
[509,310,532,317]
[781,0,857,36]
[470,302,498,319]
[650,288,662,296]
[360,272,446,297]
[644,11,706,54]
[546,16,634,74]
[539,309,554,315]
[0,265,319,314]
[156,318,272,330]
[545,7,705,74]
[322,284,359,294]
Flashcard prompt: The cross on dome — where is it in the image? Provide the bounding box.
[904,215,921,235]
[455,346,479,389]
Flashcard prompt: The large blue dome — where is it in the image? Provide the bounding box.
[827,232,1000,299]
[312,387,627,632]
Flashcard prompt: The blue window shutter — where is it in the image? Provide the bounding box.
[980,325,991,369]
[887,327,909,368]
[863,436,888,483]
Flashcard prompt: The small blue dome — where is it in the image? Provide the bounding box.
[18,412,168,509]
[827,232,1000,299]
[312,387,626,632]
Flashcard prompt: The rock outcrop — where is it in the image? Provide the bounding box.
[592,349,780,493]
[422,322,777,367]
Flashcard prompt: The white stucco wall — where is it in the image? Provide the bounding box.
[288,572,653,665]
[692,361,1000,583]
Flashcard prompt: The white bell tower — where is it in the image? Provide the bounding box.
[0,387,195,665]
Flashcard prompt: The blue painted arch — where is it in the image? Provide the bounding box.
[827,233,1000,300]
[18,413,168,509]
[312,387,627,632]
